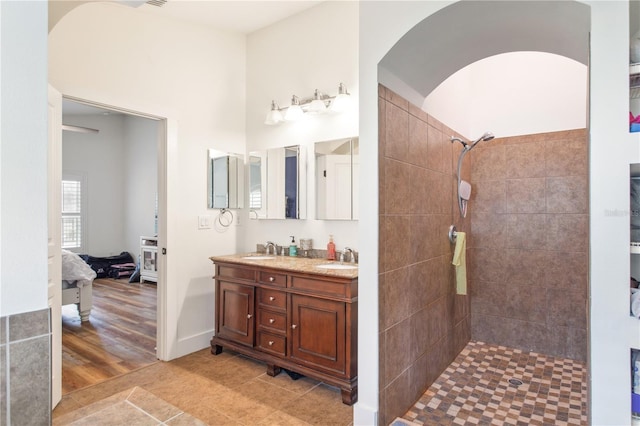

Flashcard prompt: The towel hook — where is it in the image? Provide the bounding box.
[448,225,457,244]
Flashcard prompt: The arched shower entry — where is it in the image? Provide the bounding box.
[371,1,590,424]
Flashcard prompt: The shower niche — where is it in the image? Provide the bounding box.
[633,348,640,423]
[630,167,639,425]
[631,0,640,133]
[630,165,640,321]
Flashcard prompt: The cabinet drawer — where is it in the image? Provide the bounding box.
[289,276,349,298]
[257,288,286,310]
[257,331,286,356]
[258,271,286,287]
[217,264,256,282]
[257,309,286,332]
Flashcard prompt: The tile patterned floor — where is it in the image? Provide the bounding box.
[54,387,206,425]
[53,348,353,425]
[399,341,587,426]
[55,341,588,425]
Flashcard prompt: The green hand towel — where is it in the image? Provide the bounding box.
[451,231,467,295]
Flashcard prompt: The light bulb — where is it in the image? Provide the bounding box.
[307,89,327,114]
[284,95,304,121]
[329,83,350,113]
[264,100,283,125]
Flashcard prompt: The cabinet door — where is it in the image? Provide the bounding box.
[290,294,346,375]
[217,281,254,347]
[142,248,157,273]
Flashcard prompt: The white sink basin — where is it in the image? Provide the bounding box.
[315,263,358,270]
[242,256,276,260]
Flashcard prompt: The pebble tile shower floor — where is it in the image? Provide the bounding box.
[398,341,587,425]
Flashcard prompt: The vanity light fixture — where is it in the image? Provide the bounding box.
[264,100,284,125]
[264,83,350,125]
[329,82,351,113]
[284,95,304,121]
[307,89,328,114]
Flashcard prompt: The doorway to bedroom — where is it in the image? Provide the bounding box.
[60,98,161,393]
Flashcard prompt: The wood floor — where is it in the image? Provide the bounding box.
[61,277,158,394]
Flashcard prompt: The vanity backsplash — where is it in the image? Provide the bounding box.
[256,243,357,262]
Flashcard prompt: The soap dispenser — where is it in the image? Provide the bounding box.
[327,235,336,260]
[289,236,298,257]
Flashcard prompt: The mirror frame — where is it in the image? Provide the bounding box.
[207,149,244,209]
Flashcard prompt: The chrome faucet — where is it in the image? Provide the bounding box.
[264,241,276,255]
[341,247,356,263]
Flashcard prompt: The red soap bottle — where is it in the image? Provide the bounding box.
[327,235,336,260]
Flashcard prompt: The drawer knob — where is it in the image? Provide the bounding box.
[269,276,275,282]
[269,318,275,324]
[291,324,297,329]
[268,340,274,346]
[269,296,275,301]
[247,314,252,319]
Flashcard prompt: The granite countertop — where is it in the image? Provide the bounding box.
[209,253,358,279]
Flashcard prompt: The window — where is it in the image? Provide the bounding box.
[61,175,84,251]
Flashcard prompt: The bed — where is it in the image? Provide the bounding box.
[62,249,97,322]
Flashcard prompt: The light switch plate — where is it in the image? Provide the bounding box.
[198,215,211,229]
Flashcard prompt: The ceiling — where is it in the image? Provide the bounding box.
[378,0,590,109]
[60,0,322,116]
[137,0,323,34]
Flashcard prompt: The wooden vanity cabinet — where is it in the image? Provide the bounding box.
[210,260,358,405]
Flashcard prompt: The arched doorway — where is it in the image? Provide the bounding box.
[355,1,590,424]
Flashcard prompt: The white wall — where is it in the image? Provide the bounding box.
[424,51,588,139]
[123,115,159,259]
[62,113,158,259]
[49,2,246,358]
[0,1,48,316]
[243,1,359,254]
[63,114,127,256]
[588,2,638,424]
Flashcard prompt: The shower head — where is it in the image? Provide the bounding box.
[451,132,494,151]
[468,132,495,149]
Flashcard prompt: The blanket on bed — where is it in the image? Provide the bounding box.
[79,251,134,278]
[62,249,97,282]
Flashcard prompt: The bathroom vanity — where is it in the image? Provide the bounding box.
[209,254,358,405]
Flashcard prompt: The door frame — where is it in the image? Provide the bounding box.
[48,85,63,408]
[60,95,172,361]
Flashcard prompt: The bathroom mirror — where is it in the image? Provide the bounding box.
[249,145,306,219]
[207,150,244,209]
[248,151,266,219]
[249,154,263,210]
[315,137,359,220]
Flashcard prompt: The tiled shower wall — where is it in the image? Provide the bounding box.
[378,85,471,426]
[468,130,588,361]
[1,308,52,424]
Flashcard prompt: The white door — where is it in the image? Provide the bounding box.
[47,85,63,408]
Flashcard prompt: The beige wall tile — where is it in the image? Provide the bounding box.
[545,138,588,177]
[546,175,589,213]
[506,178,546,213]
[409,114,430,169]
[385,102,410,162]
[504,141,546,178]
